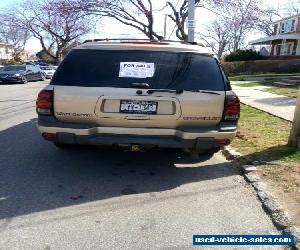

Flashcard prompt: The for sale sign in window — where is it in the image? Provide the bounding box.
[119,62,155,78]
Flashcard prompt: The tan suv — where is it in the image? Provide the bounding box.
[36,40,240,154]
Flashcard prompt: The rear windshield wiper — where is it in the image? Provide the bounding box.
[182,90,221,95]
[147,89,221,95]
[147,89,183,94]
[130,82,150,88]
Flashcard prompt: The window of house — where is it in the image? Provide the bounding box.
[280,19,296,33]
[284,44,292,55]
[276,45,281,56]
[291,20,296,31]
[276,43,293,55]
[280,23,285,33]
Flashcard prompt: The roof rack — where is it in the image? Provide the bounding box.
[83,38,202,46]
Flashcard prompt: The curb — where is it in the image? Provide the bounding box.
[222,146,300,249]
[222,146,242,160]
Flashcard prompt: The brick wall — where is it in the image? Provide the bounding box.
[296,17,300,32]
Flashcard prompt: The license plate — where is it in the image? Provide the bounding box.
[120,100,158,114]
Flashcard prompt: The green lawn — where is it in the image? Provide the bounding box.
[234,81,274,87]
[262,87,299,98]
[229,73,299,81]
[232,104,299,163]
[232,105,300,222]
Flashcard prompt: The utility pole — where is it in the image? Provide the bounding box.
[188,0,195,42]
[288,87,300,148]
[164,14,167,40]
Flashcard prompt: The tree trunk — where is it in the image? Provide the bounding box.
[288,87,300,148]
[217,42,226,59]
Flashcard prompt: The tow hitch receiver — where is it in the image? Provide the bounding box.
[131,144,142,152]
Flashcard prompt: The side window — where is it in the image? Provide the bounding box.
[33,66,39,73]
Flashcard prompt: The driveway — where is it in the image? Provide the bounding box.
[0,81,280,249]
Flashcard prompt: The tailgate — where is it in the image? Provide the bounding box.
[53,86,225,128]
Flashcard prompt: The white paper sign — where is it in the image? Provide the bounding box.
[187,20,196,29]
[119,62,155,78]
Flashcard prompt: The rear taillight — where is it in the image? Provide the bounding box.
[223,95,240,121]
[36,90,53,115]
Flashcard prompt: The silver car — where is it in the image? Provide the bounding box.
[36,40,240,155]
[40,66,57,79]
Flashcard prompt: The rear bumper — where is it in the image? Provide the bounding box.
[37,116,237,149]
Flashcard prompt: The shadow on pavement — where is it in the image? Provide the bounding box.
[0,119,237,219]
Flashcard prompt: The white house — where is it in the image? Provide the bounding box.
[249,14,300,57]
[0,42,14,60]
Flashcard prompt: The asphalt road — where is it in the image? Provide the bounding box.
[0,81,281,250]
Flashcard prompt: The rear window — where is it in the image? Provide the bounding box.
[52,49,225,91]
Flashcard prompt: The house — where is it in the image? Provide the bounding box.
[0,42,14,61]
[249,14,300,57]
[17,50,30,61]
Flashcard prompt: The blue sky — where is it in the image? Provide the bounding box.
[0,0,21,8]
[0,0,291,53]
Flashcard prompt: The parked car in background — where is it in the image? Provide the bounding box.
[40,65,57,79]
[36,40,240,155]
[0,64,46,84]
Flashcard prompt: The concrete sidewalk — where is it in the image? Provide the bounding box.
[232,84,296,122]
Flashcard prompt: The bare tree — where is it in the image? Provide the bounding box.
[197,0,272,58]
[228,0,268,51]
[77,0,229,42]
[208,0,273,52]
[0,13,30,59]
[16,0,93,63]
[199,18,233,59]
[76,0,163,40]
[166,0,222,41]
[284,0,300,16]
[166,0,192,41]
[256,10,280,36]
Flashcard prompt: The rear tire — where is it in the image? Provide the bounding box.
[21,76,28,84]
[40,73,46,81]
